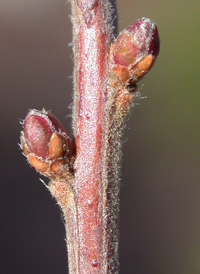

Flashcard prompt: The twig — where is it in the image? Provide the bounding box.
[20,1,159,273]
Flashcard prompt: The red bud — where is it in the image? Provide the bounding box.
[21,109,73,177]
[110,17,160,84]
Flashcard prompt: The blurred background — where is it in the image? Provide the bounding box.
[0,0,200,273]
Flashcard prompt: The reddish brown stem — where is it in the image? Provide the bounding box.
[71,0,118,273]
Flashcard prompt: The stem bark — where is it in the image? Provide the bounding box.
[71,0,119,273]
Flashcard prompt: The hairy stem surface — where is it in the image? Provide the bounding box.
[71,0,119,273]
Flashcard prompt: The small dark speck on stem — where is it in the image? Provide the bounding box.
[91,259,99,267]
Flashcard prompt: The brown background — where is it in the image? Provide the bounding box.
[1,0,200,273]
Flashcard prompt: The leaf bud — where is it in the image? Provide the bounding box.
[110,17,160,85]
[21,109,73,177]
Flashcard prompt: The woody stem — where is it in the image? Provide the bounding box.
[70,0,119,273]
